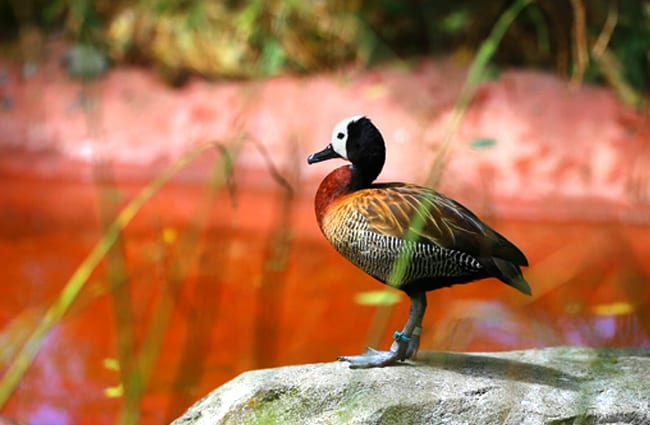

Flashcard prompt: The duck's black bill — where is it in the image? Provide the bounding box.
[307,144,340,164]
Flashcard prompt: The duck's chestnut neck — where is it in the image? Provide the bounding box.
[312,116,387,226]
[314,166,354,227]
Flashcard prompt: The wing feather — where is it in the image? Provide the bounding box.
[347,183,528,266]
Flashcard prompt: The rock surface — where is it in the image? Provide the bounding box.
[172,347,650,425]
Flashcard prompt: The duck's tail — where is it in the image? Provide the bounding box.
[491,257,531,296]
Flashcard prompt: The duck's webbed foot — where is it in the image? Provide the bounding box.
[338,292,426,368]
[338,347,401,368]
[337,328,421,369]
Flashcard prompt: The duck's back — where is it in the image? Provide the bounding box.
[320,182,530,294]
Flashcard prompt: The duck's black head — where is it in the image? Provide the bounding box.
[307,116,386,189]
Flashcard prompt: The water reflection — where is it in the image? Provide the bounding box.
[0,181,648,424]
[28,405,70,425]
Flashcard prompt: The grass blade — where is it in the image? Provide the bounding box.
[0,140,234,408]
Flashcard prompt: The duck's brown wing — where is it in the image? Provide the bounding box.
[353,183,528,267]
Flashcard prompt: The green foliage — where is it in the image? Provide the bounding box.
[102,0,360,78]
[2,0,647,96]
[609,1,650,93]
[470,137,498,150]
[355,290,401,306]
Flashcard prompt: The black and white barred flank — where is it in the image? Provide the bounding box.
[327,210,483,288]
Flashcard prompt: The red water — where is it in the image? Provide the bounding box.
[1,176,649,425]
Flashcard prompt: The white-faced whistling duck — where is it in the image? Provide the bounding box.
[307,115,531,368]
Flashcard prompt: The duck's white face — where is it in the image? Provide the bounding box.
[330,115,364,160]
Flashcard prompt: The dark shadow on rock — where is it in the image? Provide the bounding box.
[414,351,586,390]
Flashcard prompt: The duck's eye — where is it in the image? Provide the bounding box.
[337,132,345,140]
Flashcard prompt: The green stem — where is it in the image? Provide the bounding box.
[427,0,534,188]
[372,0,534,342]
[0,140,227,408]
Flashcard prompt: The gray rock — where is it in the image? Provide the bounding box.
[172,347,650,425]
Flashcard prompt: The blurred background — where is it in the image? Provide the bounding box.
[0,0,648,424]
